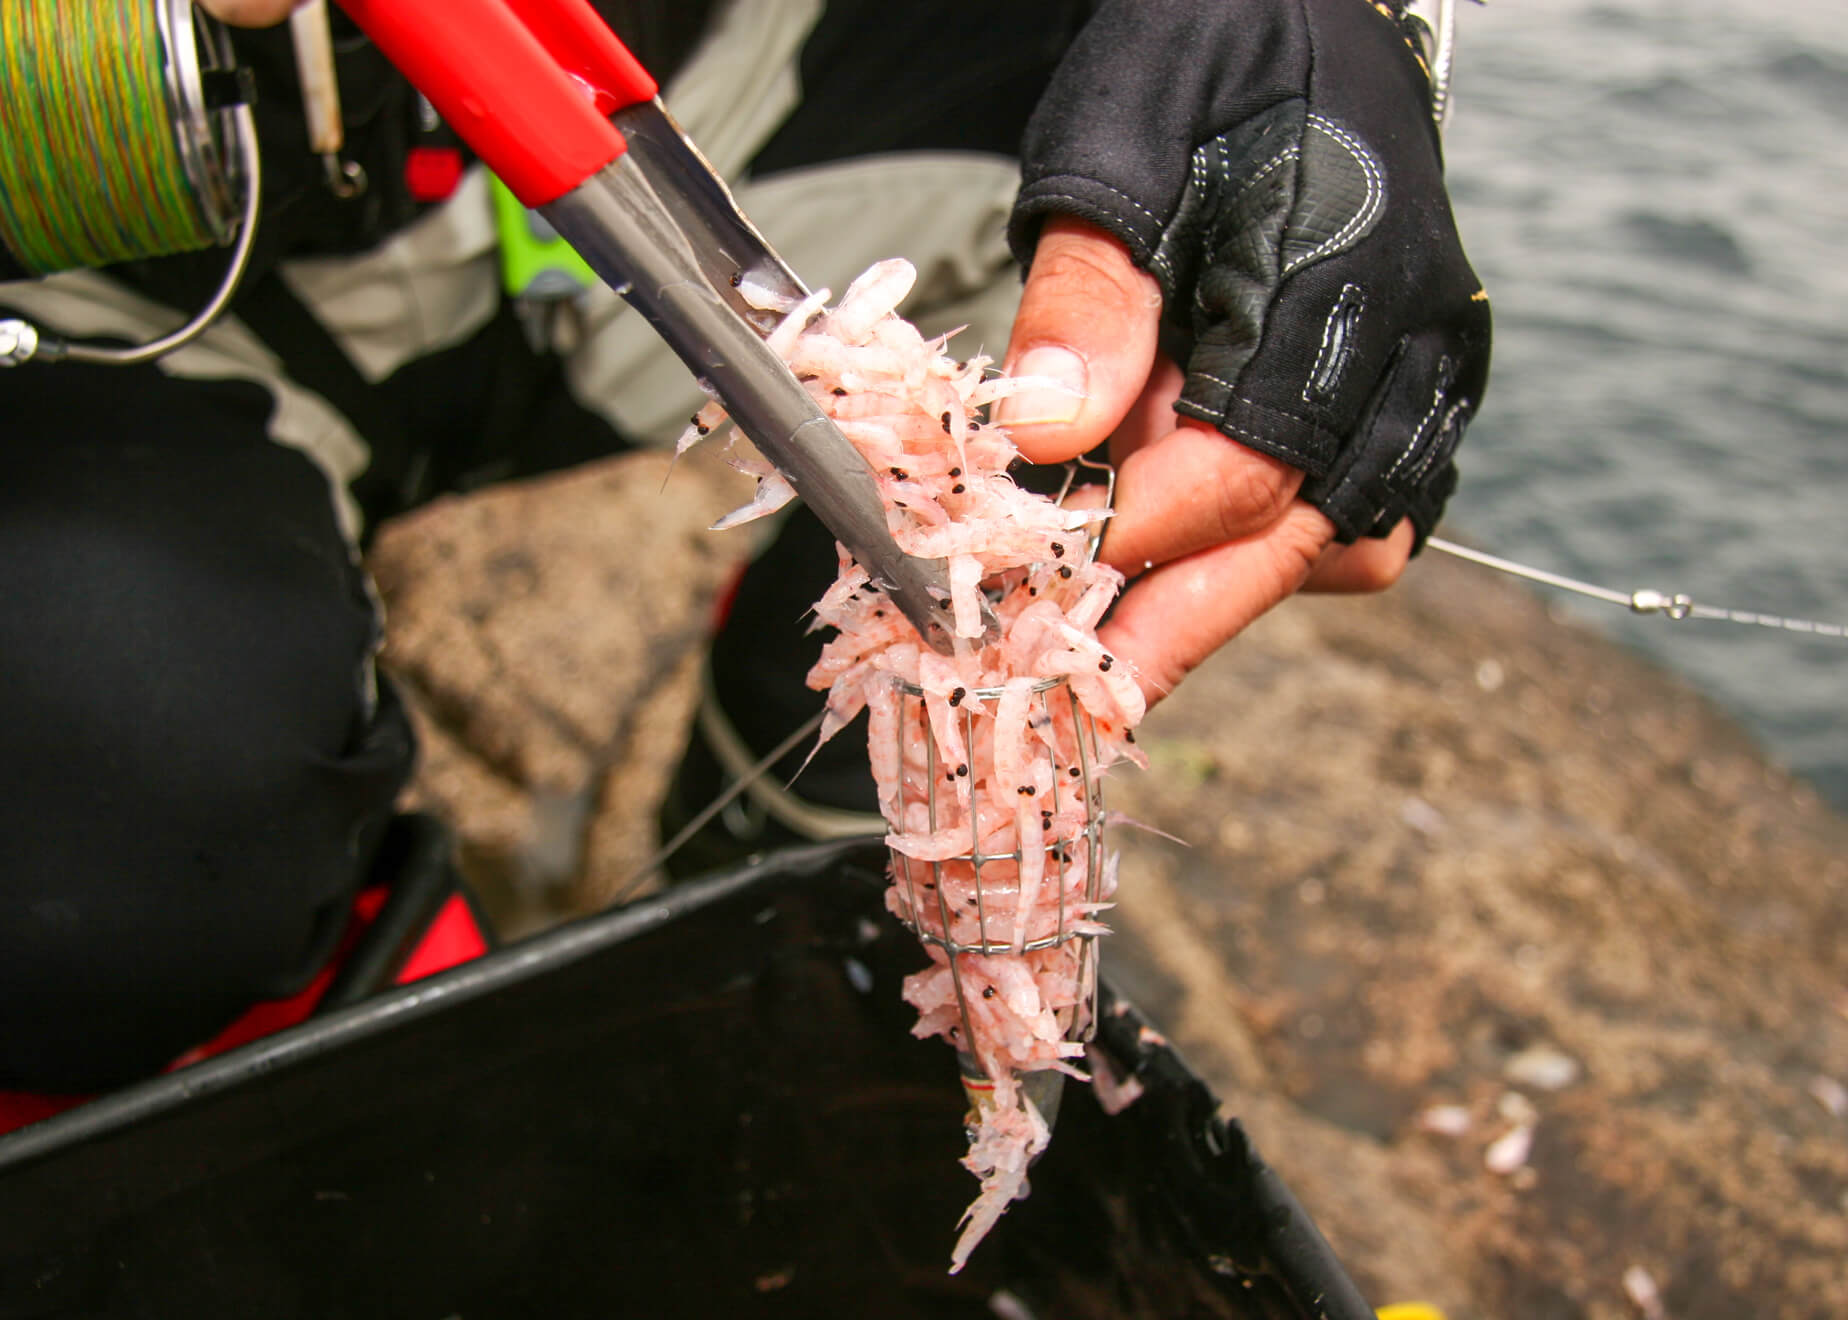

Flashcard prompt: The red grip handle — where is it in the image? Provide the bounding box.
[335,0,659,207]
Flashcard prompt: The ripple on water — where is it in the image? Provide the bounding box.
[1620,212,1753,276]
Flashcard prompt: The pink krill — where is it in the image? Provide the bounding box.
[705,258,1145,1273]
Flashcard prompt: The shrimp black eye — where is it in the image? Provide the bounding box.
[728,271,743,287]
[1069,766,1081,777]
[1099,655,1113,671]
[1058,565,1073,580]
[982,986,996,999]
[1050,543,1064,559]
[949,687,965,707]
[832,386,847,396]
[1017,785,1034,796]
[956,764,969,777]
[940,411,953,433]
[951,484,966,495]
[948,467,962,478]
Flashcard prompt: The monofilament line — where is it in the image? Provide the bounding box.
[1426,536,1847,640]
[613,707,829,901]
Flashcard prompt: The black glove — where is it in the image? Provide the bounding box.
[1008,0,1490,546]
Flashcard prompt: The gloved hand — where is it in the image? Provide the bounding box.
[998,0,1490,704]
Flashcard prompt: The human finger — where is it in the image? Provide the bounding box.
[1095,420,1304,579]
[1302,517,1415,593]
[199,0,302,28]
[1107,353,1189,463]
[996,217,1162,466]
[1098,502,1337,707]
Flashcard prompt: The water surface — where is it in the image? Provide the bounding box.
[1443,0,1848,802]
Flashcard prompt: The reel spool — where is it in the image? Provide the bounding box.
[0,0,261,366]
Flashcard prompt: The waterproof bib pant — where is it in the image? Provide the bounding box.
[0,362,414,1091]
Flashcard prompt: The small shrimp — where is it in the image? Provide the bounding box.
[697,256,1154,1276]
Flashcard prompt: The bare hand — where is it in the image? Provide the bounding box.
[199,0,304,28]
[998,217,1413,708]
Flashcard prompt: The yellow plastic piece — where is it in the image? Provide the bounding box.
[1377,1306,1449,1320]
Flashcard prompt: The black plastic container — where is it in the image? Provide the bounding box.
[0,840,1372,1319]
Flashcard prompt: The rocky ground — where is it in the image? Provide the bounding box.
[369,450,1848,1320]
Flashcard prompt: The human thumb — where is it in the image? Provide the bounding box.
[200,0,305,26]
[997,216,1163,465]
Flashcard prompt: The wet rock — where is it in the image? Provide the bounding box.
[1108,553,1848,1320]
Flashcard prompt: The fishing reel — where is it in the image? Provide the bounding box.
[0,0,259,367]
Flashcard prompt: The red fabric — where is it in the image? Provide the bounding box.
[0,892,487,1137]
[397,892,489,981]
[709,560,750,633]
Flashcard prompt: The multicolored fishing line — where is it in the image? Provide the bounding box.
[0,0,219,274]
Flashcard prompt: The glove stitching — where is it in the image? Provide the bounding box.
[1191,140,1301,322]
[1319,470,1374,534]
[1175,394,1325,468]
[1407,397,1470,485]
[1022,177,1167,249]
[1384,369,1453,484]
[1151,149,1213,288]
[1303,282,1365,404]
[1204,142,1300,267]
[1187,142,1223,311]
[1284,114,1385,275]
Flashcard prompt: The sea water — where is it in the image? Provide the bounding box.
[1442,0,1848,804]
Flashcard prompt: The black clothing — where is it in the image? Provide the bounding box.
[0,362,413,1091]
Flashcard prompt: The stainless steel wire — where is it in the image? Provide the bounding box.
[888,673,1108,1072]
[887,676,1107,960]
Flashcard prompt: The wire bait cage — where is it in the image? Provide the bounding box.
[884,455,1119,1098]
[887,679,1110,1094]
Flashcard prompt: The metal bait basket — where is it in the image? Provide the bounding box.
[888,673,1109,1077]
[0,0,261,366]
[885,456,1121,1096]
